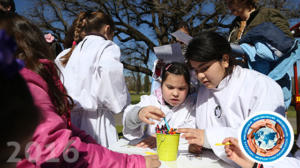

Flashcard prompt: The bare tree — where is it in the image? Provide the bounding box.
[144,75,150,93]
[26,0,300,76]
[25,0,229,75]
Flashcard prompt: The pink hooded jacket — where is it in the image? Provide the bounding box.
[17,61,145,168]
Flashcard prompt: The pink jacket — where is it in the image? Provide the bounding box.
[17,65,145,168]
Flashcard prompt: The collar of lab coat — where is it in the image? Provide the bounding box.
[210,66,240,92]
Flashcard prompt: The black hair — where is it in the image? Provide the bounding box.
[161,62,190,87]
[185,31,236,75]
[0,0,15,12]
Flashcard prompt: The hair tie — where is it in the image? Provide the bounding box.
[72,41,77,46]
[165,64,172,71]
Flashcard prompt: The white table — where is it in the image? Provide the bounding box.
[109,138,233,168]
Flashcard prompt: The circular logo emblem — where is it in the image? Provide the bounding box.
[214,105,222,118]
[238,111,294,164]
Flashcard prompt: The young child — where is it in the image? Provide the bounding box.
[150,24,198,95]
[0,30,40,168]
[0,12,160,168]
[55,11,130,147]
[123,62,196,148]
[223,137,300,168]
[177,32,285,166]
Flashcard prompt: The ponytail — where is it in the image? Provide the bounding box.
[61,12,88,66]
[60,11,115,66]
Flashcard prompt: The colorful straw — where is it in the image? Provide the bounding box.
[164,117,170,131]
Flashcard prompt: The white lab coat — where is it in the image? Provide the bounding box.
[55,35,130,147]
[196,66,285,166]
[123,89,196,140]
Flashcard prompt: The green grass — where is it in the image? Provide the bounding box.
[287,106,297,134]
[116,93,147,137]
[129,92,150,104]
[131,94,142,104]
[287,106,297,118]
[116,125,123,133]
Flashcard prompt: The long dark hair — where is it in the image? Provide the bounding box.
[61,11,115,66]
[185,31,236,76]
[0,30,39,160]
[0,12,72,117]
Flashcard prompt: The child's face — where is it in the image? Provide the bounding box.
[189,55,229,89]
[227,3,252,21]
[162,73,189,107]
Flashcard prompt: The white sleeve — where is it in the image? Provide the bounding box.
[205,127,240,167]
[122,104,147,140]
[122,95,155,140]
[249,75,286,116]
[94,44,130,114]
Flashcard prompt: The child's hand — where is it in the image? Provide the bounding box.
[138,106,165,125]
[223,137,254,168]
[136,136,156,148]
[144,155,161,168]
[177,128,205,146]
[188,144,202,154]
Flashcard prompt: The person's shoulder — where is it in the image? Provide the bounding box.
[185,92,197,104]
[56,48,71,59]
[239,67,280,88]
[134,94,161,108]
[258,7,281,16]
[85,36,119,52]
[261,7,279,12]
[20,68,49,94]
[85,35,115,46]
[83,35,110,48]
[140,94,158,102]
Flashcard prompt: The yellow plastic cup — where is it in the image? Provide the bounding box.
[156,133,180,161]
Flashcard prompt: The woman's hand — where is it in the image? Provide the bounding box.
[136,136,156,148]
[223,137,254,168]
[138,106,165,125]
[144,155,161,168]
[177,128,205,146]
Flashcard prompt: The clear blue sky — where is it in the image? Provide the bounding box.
[15,0,33,14]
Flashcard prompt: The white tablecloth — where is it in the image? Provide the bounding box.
[109,138,233,168]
